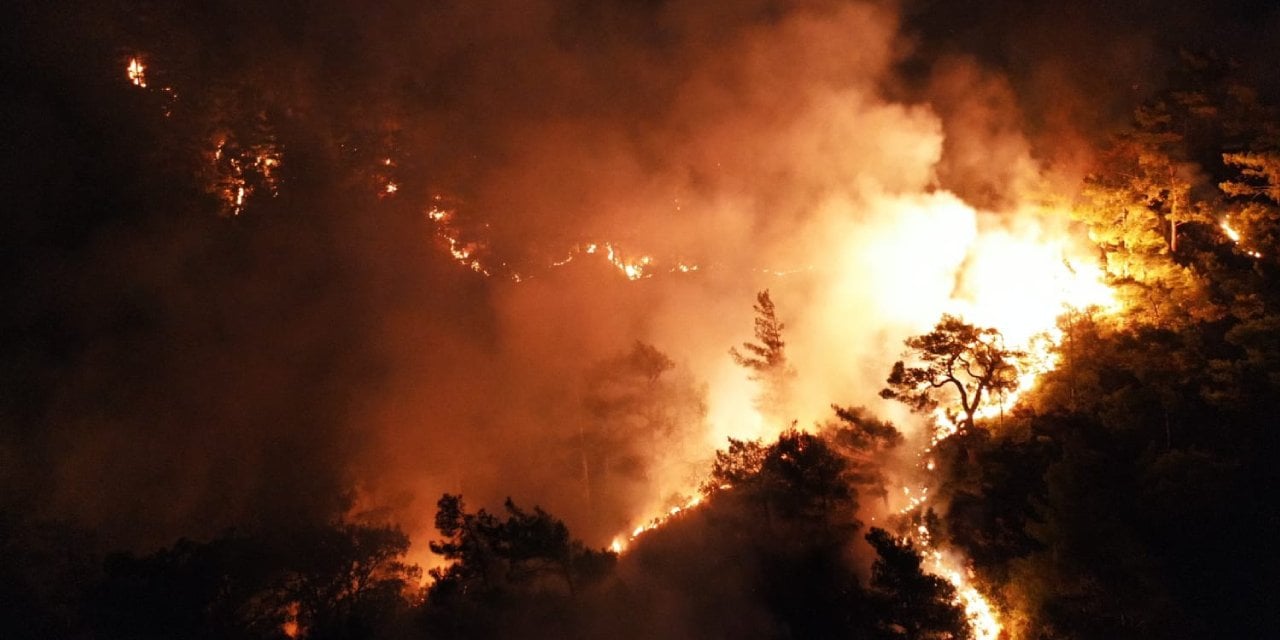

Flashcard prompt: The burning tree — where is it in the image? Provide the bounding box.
[880,315,1024,433]
[730,290,796,422]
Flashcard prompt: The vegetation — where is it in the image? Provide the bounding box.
[731,290,796,421]
[880,314,1024,432]
[4,4,1280,638]
[916,58,1280,639]
[0,421,976,639]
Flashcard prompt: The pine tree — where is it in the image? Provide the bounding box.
[730,290,796,422]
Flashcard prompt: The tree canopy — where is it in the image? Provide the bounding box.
[730,290,796,421]
[881,314,1024,432]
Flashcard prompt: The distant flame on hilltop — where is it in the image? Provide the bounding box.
[126,57,146,88]
[123,55,178,116]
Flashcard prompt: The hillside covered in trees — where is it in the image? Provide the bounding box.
[4,1,1280,639]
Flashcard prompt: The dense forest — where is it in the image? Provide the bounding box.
[4,1,1280,639]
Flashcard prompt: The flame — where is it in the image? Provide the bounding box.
[931,550,1004,640]
[281,601,301,638]
[915,210,1122,441]
[552,242,657,280]
[207,136,282,216]
[599,243,675,278]
[413,195,717,280]
[123,55,280,216]
[879,208,1119,639]
[1221,218,1262,258]
[424,201,494,276]
[126,57,146,88]
[412,191,1104,639]
[949,219,1117,345]
[899,480,1004,640]
[1221,220,1242,243]
[609,493,707,553]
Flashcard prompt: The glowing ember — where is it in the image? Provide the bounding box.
[610,493,707,553]
[1221,220,1242,242]
[126,57,146,88]
[281,601,301,638]
[206,135,282,216]
[1221,218,1262,258]
[551,242,657,280]
[424,201,496,276]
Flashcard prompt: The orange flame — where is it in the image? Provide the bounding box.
[1221,218,1262,258]
[126,57,146,88]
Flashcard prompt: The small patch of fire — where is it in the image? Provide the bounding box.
[899,470,1004,639]
[1221,218,1263,258]
[609,492,714,554]
[208,136,282,216]
[123,56,179,115]
[126,57,146,88]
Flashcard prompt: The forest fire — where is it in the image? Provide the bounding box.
[598,198,1119,639]
[919,213,1121,439]
[931,550,1004,640]
[114,44,1108,640]
[610,492,709,554]
[899,483,1005,639]
[12,2,1278,639]
[422,199,696,282]
[208,139,282,216]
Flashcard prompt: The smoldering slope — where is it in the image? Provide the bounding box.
[345,0,1075,554]
[6,0,1275,561]
[0,0,1090,553]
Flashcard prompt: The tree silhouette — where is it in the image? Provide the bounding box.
[881,315,1023,432]
[730,290,796,421]
[283,523,418,640]
[89,523,418,640]
[428,495,614,598]
[702,429,861,538]
[866,527,972,640]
